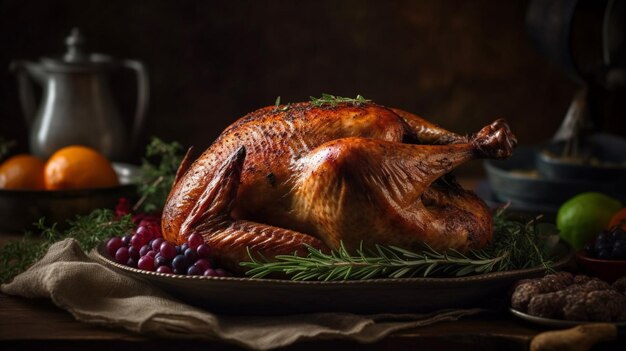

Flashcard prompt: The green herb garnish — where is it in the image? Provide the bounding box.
[241,209,560,280]
[134,137,184,213]
[0,210,134,283]
[273,96,290,112]
[310,93,371,107]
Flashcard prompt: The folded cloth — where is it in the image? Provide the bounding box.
[1,239,483,350]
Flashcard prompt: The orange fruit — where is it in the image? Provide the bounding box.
[609,208,626,230]
[44,145,119,190]
[0,154,46,190]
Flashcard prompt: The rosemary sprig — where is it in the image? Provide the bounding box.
[241,211,560,281]
[135,137,184,213]
[242,242,509,280]
[310,93,371,107]
[487,207,558,272]
[0,210,134,283]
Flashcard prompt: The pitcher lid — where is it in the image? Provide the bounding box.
[40,28,118,72]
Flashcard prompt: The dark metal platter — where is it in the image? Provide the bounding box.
[93,241,571,315]
[509,308,626,328]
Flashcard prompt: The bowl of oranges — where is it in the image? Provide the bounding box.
[0,145,139,232]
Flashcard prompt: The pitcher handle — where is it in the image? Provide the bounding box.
[10,60,39,128]
[122,59,150,151]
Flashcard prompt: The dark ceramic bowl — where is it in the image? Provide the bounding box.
[0,163,140,232]
[537,134,626,182]
[575,249,626,283]
[484,146,626,213]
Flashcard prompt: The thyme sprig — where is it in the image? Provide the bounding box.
[0,210,134,283]
[310,93,371,107]
[273,96,291,112]
[241,210,560,281]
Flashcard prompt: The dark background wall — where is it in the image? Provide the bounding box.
[0,0,621,174]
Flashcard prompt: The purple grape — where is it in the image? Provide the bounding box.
[157,266,172,274]
[613,246,626,259]
[138,256,155,271]
[139,244,151,257]
[196,244,211,258]
[147,250,158,258]
[598,250,612,259]
[187,265,202,276]
[106,237,124,256]
[127,257,137,268]
[151,238,164,251]
[135,225,150,240]
[128,246,140,260]
[194,258,212,272]
[203,268,217,277]
[130,234,146,249]
[177,243,189,255]
[139,217,159,228]
[121,235,132,246]
[215,268,229,277]
[184,247,197,262]
[159,241,177,260]
[188,233,203,250]
[115,247,129,264]
[154,255,169,268]
[172,254,189,272]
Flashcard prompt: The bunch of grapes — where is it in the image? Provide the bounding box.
[105,199,231,277]
[584,226,626,260]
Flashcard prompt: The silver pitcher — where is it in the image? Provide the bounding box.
[10,28,149,161]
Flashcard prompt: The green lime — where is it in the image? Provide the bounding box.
[557,192,623,249]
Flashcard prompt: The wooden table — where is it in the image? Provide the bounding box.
[0,292,543,351]
[0,226,624,351]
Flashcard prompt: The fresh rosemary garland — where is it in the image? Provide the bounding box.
[241,209,560,281]
[0,210,134,283]
[310,93,371,107]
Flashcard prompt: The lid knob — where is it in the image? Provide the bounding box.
[63,28,88,62]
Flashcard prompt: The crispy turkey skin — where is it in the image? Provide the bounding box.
[162,102,517,272]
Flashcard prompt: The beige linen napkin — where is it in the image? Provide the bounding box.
[1,239,482,350]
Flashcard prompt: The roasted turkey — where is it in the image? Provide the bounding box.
[162,101,517,272]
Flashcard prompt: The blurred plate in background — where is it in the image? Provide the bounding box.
[484,146,626,214]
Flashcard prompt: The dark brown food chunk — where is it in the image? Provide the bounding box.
[613,277,626,295]
[512,273,626,322]
[511,281,544,312]
[542,272,573,291]
[573,274,592,284]
[563,298,589,321]
[584,291,614,322]
[583,279,611,291]
[527,292,565,319]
